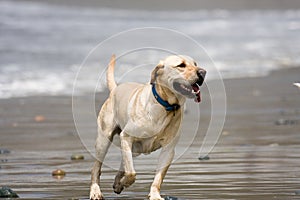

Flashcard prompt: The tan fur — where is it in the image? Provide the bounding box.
[106,54,117,92]
[90,54,206,200]
[150,61,164,84]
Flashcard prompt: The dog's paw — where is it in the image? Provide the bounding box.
[90,183,104,200]
[148,192,164,200]
[120,172,136,187]
[149,196,164,200]
[113,182,124,194]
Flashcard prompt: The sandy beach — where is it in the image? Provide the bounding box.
[1,0,300,198]
[1,67,300,199]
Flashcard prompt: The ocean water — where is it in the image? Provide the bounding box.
[1,0,300,98]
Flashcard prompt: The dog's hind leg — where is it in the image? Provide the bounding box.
[90,128,113,200]
[90,100,119,200]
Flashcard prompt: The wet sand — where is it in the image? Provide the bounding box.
[1,67,300,199]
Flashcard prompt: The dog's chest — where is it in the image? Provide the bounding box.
[131,131,174,156]
[130,113,181,156]
[132,137,161,156]
[124,107,176,138]
[119,86,182,155]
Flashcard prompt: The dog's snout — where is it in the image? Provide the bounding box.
[197,69,206,79]
[195,69,206,86]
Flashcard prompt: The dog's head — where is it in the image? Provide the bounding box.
[151,55,206,103]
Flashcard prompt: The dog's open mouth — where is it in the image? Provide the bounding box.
[173,81,202,103]
[192,82,201,103]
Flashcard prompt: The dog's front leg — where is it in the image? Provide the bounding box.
[149,145,175,200]
[119,132,136,188]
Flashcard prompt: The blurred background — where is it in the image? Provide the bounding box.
[1,0,300,98]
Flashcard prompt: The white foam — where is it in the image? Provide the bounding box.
[0,1,300,98]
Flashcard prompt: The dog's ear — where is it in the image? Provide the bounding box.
[150,61,164,84]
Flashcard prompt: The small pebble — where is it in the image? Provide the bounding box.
[295,190,300,195]
[198,155,210,161]
[275,118,287,125]
[0,149,10,154]
[275,119,298,126]
[165,196,178,200]
[71,154,84,160]
[222,131,230,136]
[252,89,261,97]
[0,186,19,198]
[52,169,66,176]
[12,122,18,127]
[269,143,279,147]
[34,115,45,122]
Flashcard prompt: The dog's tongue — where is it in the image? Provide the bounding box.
[192,84,201,103]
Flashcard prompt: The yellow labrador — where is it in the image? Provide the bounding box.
[90,55,206,200]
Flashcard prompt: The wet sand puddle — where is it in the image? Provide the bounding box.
[1,143,300,200]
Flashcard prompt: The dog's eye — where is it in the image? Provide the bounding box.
[194,62,197,66]
[177,63,186,68]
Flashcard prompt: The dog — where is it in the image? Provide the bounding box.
[90,54,206,200]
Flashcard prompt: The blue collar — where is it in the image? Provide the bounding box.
[151,83,180,111]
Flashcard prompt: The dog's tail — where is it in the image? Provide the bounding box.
[106,54,117,92]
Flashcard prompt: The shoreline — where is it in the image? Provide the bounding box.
[11,0,300,10]
[1,66,299,151]
[1,65,299,101]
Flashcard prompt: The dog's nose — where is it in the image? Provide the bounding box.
[197,69,206,79]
